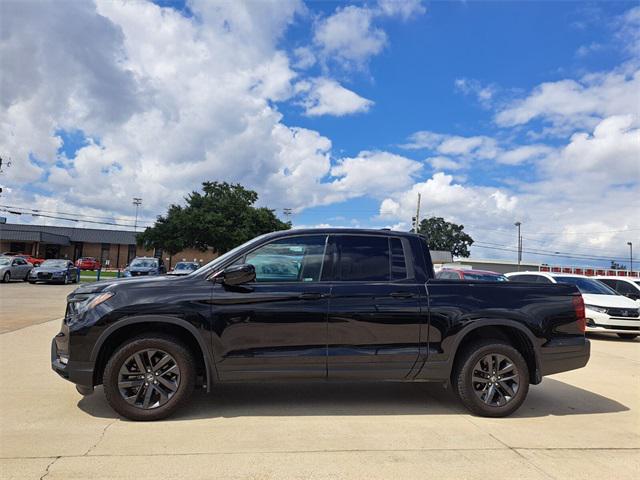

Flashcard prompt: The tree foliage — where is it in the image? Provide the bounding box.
[417,216,474,257]
[137,182,290,255]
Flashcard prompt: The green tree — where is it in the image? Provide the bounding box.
[137,182,290,255]
[417,216,474,257]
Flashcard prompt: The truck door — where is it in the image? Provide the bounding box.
[327,234,422,380]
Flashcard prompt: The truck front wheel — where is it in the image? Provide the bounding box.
[103,334,196,421]
[453,340,529,417]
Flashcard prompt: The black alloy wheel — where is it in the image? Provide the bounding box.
[471,353,520,407]
[453,340,529,417]
[117,349,181,410]
[103,335,196,421]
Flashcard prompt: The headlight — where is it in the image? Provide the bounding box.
[585,305,608,314]
[68,291,115,318]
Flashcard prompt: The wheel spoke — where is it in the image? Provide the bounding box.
[153,354,172,372]
[157,375,178,392]
[133,353,146,373]
[472,375,489,384]
[142,384,154,408]
[163,364,179,375]
[119,379,144,388]
[498,380,515,397]
[483,384,496,404]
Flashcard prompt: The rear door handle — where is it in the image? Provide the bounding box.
[299,292,328,300]
[390,291,415,298]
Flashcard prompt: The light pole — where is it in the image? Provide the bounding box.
[514,221,522,270]
[132,197,142,232]
[628,242,633,273]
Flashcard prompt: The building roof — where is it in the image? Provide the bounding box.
[0,223,138,245]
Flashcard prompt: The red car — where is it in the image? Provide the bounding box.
[75,257,102,270]
[436,268,508,282]
[2,252,45,266]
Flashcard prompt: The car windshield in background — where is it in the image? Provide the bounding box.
[0,258,11,266]
[465,273,508,282]
[555,276,619,295]
[175,263,197,271]
[130,259,158,268]
[41,260,67,268]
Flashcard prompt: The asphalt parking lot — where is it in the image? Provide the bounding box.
[0,282,638,479]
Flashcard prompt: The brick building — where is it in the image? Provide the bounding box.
[0,223,217,269]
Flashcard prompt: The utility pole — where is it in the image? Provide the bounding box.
[283,208,293,223]
[413,193,421,233]
[132,197,142,232]
[628,242,633,273]
[514,221,522,270]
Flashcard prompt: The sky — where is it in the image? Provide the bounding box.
[1,0,639,267]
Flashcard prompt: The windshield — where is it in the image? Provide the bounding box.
[555,276,619,295]
[41,260,68,268]
[175,262,197,270]
[464,273,508,282]
[130,259,158,268]
[0,258,11,266]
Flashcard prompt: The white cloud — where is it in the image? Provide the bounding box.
[496,144,554,165]
[495,67,640,132]
[313,5,387,69]
[297,78,373,116]
[427,156,463,171]
[454,78,497,108]
[376,0,426,20]
[401,130,498,160]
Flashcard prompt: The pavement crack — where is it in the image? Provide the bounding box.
[39,456,60,480]
[84,419,118,456]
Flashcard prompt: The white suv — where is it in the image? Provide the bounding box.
[594,276,640,304]
[505,272,640,340]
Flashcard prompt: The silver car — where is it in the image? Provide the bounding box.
[0,256,33,282]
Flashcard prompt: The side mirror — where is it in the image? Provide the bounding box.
[216,264,256,286]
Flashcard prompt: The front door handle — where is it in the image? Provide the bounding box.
[390,291,414,298]
[299,292,327,300]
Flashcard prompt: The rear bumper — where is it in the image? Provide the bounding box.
[51,337,94,388]
[539,337,590,377]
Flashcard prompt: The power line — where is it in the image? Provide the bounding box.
[473,242,638,263]
[0,204,157,223]
[0,208,153,229]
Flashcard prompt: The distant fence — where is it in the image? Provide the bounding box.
[539,266,639,277]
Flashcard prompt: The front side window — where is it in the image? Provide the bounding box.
[244,235,327,283]
[335,235,390,282]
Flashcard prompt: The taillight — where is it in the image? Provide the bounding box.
[572,295,586,333]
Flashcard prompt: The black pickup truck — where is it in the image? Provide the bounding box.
[52,228,590,420]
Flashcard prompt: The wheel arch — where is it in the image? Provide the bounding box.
[91,315,215,391]
[448,320,542,385]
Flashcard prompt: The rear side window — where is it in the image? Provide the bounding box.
[509,274,541,283]
[390,238,407,280]
[335,235,390,281]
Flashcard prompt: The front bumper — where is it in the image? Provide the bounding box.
[539,337,590,377]
[51,334,95,388]
[586,310,640,335]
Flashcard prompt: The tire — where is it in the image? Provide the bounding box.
[103,334,196,421]
[28,281,36,284]
[617,333,638,340]
[63,274,69,285]
[2,272,10,283]
[453,339,529,418]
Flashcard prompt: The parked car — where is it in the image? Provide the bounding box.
[167,261,200,276]
[594,276,640,303]
[52,229,590,421]
[28,259,79,284]
[123,257,166,277]
[0,256,33,282]
[505,272,639,340]
[75,257,102,271]
[436,268,508,282]
[2,252,44,266]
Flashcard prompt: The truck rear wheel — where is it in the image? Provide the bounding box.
[453,340,529,417]
[103,334,196,421]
